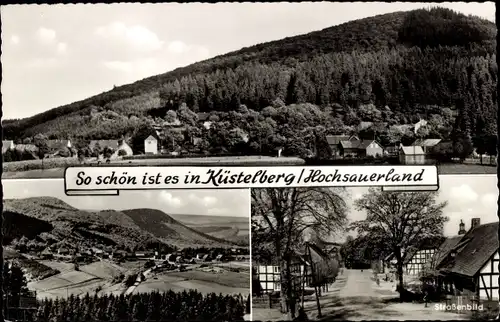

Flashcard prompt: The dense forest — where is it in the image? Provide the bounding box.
[3,8,497,157]
[3,260,249,321]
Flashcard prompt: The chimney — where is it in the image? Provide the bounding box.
[458,220,466,235]
[471,218,481,230]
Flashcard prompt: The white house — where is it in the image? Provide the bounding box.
[89,140,133,159]
[2,140,15,154]
[144,135,158,155]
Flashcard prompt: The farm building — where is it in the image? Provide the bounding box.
[254,255,307,295]
[339,139,384,158]
[2,140,15,154]
[325,135,358,158]
[399,145,425,164]
[437,219,499,302]
[144,135,158,154]
[411,139,442,154]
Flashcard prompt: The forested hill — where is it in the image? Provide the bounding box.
[3,7,497,155]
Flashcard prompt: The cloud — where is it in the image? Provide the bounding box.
[167,40,210,59]
[481,193,498,206]
[167,40,188,54]
[37,27,56,43]
[95,22,164,52]
[11,35,20,45]
[449,184,478,203]
[159,191,183,208]
[57,42,68,54]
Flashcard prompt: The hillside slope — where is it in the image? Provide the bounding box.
[3,197,238,251]
[3,7,496,155]
[121,208,238,247]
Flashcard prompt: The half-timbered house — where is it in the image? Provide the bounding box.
[437,219,499,302]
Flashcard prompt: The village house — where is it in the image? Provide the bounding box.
[144,135,158,155]
[436,219,499,302]
[2,140,15,154]
[197,112,213,129]
[399,145,425,164]
[403,238,444,276]
[89,139,133,159]
[339,139,384,158]
[254,243,330,295]
[411,139,442,154]
[326,135,358,158]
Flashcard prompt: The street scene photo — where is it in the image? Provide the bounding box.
[1,2,497,179]
[2,180,251,321]
[251,175,498,321]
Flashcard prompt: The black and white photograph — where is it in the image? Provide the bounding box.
[1,2,497,180]
[251,175,498,321]
[2,180,251,321]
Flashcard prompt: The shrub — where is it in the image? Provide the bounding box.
[118,149,128,156]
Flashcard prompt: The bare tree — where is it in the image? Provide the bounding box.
[252,187,348,319]
[350,188,448,301]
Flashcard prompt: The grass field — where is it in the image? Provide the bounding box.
[2,155,305,179]
[134,269,250,296]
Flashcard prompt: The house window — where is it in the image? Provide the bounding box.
[274,266,279,273]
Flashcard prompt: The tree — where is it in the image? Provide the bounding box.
[3,261,30,309]
[33,133,50,169]
[92,142,102,158]
[350,188,448,301]
[251,187,348,319]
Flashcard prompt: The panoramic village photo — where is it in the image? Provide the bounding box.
[1,2,497,180]
[2,180,251,321]
[251,175,499,321]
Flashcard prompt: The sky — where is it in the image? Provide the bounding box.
[1,2,495,120]
[2,179,249,218]
[336,174,498,242]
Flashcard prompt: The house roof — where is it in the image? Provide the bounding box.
[307,242,329,264]
[411,139,442,147]
[340,139,379,150]
[433,235,463,268]
[145,135,157,141]
[440,222,499,277]
[400,146,425,155]
[89,140,120,150]
[326,135,350,146]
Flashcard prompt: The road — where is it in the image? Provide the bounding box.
[124,267,154,296]
[339,269,380,298]
[253,269,469,321]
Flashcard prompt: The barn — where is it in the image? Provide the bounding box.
[437,219,499,302]
[399,145,425,164]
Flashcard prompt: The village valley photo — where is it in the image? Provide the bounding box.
[1,2,497,179]
[251,174,499,321]
[2,180,251,321]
